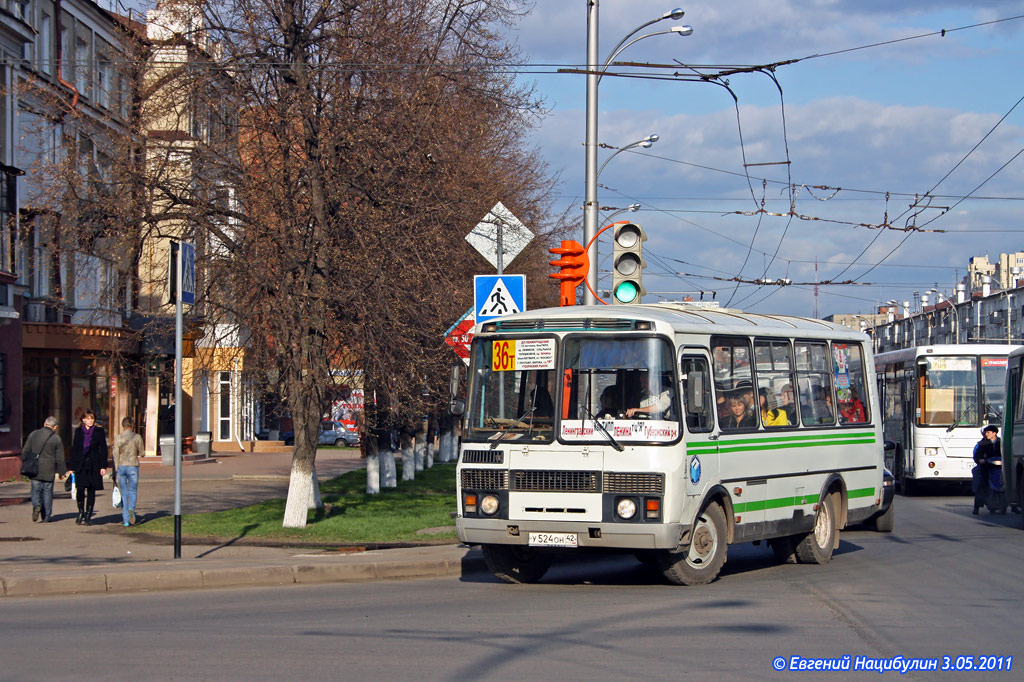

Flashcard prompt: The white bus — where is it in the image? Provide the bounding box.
[454,304,886,585]
[875,344,1019,494]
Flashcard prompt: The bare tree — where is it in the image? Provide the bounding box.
[125,0,565,527]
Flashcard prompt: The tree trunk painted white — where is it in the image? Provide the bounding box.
[283,461,316,528]
[401,432,415,481]
[365,436,380,494]
[439,427,451,463]
[446,420,459,461]
[380,444,397,488]
[415,421,426,471]
[309,464,322,509]
[426,441,435,469]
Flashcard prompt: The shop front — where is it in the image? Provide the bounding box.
[22,323,140,456]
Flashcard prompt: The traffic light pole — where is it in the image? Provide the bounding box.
[583,0,599,305]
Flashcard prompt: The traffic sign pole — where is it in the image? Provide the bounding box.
[174,241,183,558]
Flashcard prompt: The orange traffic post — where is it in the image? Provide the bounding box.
[549,240,590,306]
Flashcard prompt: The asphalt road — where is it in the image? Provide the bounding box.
[3,491,1022,681]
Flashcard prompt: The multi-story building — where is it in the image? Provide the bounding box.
[140,5,260,454]
[1,0,142,477]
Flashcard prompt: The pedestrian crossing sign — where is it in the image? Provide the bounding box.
[474,275,526,322]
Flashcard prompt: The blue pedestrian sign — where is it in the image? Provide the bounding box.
[475,274,526,322]
[181,242,195,305]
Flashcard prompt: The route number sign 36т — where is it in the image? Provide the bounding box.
[492,340,516,371]
[490,339,557,373]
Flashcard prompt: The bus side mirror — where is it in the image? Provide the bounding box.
[450,363,466,416]
[687,370,709,415]
[883,440,896,452]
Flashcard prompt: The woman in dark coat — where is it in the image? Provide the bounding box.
[70,410,108,525]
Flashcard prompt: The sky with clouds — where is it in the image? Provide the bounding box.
[501,0,1024,317]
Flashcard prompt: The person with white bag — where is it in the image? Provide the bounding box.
[112,417,144,526]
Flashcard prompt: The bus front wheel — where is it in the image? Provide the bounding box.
[795,492,838,564]
[659,502,728,585]
[482,544,551,584]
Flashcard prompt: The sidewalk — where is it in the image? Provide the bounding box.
[0,450,483,598]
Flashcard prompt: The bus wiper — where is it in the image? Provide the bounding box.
[946,401,976,433]
[488,407,537,449]
[583,405,624,452]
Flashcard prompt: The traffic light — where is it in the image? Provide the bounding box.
[612,223,646,304]
[549,239,589,306]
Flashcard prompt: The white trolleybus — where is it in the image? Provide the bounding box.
[453,304,886,585]
[875,344,1019,494]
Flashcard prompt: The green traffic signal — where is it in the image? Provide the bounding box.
[614,281,640,304]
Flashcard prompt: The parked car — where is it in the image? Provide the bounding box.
[319,420,360,447]
[866,467,895,532]
[283,421,359,447]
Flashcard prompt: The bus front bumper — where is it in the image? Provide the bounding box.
[457,517,687,550]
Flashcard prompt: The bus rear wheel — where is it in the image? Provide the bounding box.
[795,492,838,564]
[482,544,552,584]
[658,502,727,585]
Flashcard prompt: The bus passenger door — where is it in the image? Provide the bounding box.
[679,350,719,504]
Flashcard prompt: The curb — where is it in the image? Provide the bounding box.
[0,553,487,598]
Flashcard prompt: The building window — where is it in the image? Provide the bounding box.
[74,26,90,97]
[40,12,52,75]
[218,371,232,440]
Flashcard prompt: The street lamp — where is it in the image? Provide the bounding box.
[599,202,641,225]
[584,4,693,304]
[597,135,659,179]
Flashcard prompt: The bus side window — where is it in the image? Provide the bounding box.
[1015,366,1024,423]
[681,356,713,432]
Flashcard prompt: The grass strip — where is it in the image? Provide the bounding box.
[135,462,458,544]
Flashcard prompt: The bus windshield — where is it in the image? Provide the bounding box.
[466,337,558,442]
[918,356,978,426]
[981,356,1008,422]
[560,336,679,443]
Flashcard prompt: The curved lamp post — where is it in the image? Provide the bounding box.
[583,4,693,304]
[596,135,659,179]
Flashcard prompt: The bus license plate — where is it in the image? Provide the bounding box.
[529,532,578,548]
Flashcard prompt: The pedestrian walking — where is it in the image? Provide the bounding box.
[69,410,107,526]
[973,424,1004,514]
[112,416,144,526]
[22,416,67,523]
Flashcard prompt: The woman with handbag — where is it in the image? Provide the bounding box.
[69,410,108,525]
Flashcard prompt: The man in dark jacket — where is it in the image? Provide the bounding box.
[973,424,1003,514]
[23,416,67,522]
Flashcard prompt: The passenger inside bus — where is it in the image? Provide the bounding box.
[838,387,867,424]
[779,383,798,424]
[596,385,620,419]
[721,394,756,430]
[760,387,790,427]
[625,375,672,419]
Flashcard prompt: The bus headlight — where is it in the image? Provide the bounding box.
[616,498,637,520]
[480,494,499,516]
[925,447,938,457]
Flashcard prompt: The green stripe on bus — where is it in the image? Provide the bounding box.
[847,487,876,499]
[732,489,875,514]
[686,431,875,452]
[713,438,878,454]
[733,493,822,513]
[687,437,877,456]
